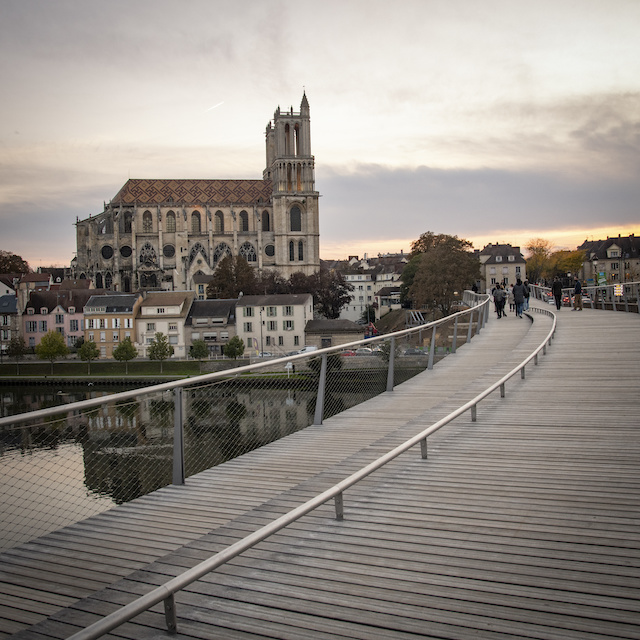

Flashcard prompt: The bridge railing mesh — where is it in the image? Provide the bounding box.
[0,294,488,550]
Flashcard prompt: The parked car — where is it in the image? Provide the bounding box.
[258,351,273,357]
[403,347,427,356]
[354,347,373,356]
[340,349,356,356]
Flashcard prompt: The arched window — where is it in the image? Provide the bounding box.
[122,276,131,293]
[294,123,300,156]
[189,242,208,265]
[287,163,293,191]
[289,241,295,262]
[290,205,301,232]
[123,212,132,234]
[298,240,304,261]
[215,211,224,233]
[285,123,291,155]
[95,273,103,288]
[239,210,249,232]
[239,242,257,262]
[139,242,158,267]
[105,272,113,289]
[166,211,176,232]
[191,211,201,233]
[213,243,231,264]
[262,210,270,232]
[142,211,153,232]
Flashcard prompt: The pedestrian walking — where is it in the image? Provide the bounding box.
[523,280,530,311]
[573,278,583,311]
[551,276,563,310]
[508,285,515,313]
[493,284,506,318]
[513,278,526,318]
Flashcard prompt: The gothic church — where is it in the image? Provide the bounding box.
[73,93,320,292]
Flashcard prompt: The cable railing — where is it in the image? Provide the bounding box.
[63,301,556,640]
[0,292,490,551]
[529,281,640,313]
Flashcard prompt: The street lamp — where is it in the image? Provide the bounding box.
[259,307,264,356]
[592,257,599,304]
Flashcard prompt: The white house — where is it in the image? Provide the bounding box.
[137,291,195,358]
[235,294,313,356]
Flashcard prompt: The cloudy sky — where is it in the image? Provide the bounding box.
[1,0,638,268]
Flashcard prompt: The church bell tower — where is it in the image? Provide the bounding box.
[264,92,320,276]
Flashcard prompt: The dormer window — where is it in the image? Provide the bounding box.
[508,255,515,262]
[41,307,48,315]
[495,256,502,262]
[68,306,75,314]
[27,307,34,315]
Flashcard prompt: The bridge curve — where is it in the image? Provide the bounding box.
[2,302,639,639]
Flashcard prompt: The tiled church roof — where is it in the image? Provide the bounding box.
[111,179,273,206]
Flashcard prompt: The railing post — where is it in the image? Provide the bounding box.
[313,354,328,426]
[334,492,344,521]
[420,437,428,459]
[471,404,477,422]
[164,594,178,634]
[451,316,458,354]
[467,309,474,343]
[173,388,185,486]
[427,326,436,370]
[500,383,505,398]
[476,308,482,335]
[521,366,526,379]
[386,337,396,392]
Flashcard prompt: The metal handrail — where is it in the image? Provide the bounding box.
[66,302,555,640]
[0,294,490,430]
[529,281,640,313]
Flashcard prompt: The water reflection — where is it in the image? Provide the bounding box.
[0,363,429,548]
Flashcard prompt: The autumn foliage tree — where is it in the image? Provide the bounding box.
[0,250,30,274]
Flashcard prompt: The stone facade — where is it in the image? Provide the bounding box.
[73,93,320,293]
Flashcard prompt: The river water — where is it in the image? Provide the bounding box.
[0,364,424,550]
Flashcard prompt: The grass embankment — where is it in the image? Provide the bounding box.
[0,360,208,379]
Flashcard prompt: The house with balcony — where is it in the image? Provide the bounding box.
[184,299,237,356]
[84,293,143,358]
[235,294,313,356]
[137,291,195,358]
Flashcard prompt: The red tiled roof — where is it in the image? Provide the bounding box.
[111,179,273,206]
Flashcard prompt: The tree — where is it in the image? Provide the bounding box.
[113,336,138,374]
[525,238,553,284]
[223,335,245,360]
[189,339,209,373]
[409,245,481,316]
[7,336,28,374]
[78,340,100,375]
[410,232,473,259]
[207,255,257,299]
[312,267,354,319]
[551,249,585,281]
[255,269,289,295]
[403,232,475,309]
[0,250,30,274]
[148,332,174,373]
[35,330,69,375]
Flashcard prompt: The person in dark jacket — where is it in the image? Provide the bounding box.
[512,278,526,318]
[551,276,563,310]
[493,284,506,318]
[573,278,583,311]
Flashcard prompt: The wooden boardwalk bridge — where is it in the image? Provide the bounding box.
[1,302,639,639]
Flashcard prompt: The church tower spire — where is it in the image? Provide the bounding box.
[264,92,320,276]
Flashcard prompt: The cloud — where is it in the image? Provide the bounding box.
[318,162,640,244]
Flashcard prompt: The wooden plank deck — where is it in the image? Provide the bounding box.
[2,303,639,639]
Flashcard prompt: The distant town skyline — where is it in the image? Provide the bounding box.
[1,0,638,268]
